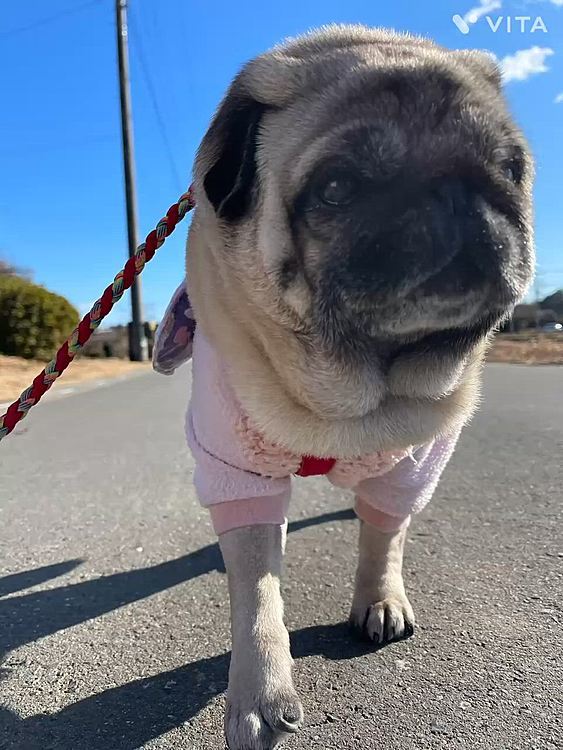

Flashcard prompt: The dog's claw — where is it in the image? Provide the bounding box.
[349,595,415,648]
[225,689,303,749]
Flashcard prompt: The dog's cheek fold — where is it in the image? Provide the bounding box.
[279,258,299,289]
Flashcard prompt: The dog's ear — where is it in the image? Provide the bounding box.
[201,83,267,222]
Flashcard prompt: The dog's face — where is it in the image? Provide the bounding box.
[192,26,534,420]
[283,68,533,351]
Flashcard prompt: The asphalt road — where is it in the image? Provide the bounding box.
[0,364,561,750]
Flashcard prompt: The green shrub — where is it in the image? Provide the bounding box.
[0,275,79,360]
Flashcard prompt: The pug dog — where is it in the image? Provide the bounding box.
[153,24,534,750]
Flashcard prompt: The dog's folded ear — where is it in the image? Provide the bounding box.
[198,49,311,221]
[200,78,267,221]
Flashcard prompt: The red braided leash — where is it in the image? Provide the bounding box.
[0,187,196,443]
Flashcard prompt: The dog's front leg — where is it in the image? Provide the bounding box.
[219,523,303,750]
[349,518,415,646]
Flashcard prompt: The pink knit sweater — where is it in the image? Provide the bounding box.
[154,283,460,535]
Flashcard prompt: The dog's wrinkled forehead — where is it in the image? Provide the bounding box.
[259,60,519,200]
[196,25,530,222]
[244,25,500,108]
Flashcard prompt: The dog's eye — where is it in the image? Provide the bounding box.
[317,171,359,207]
[502,154,524,185]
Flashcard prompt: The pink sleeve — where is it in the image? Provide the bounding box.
[353,432,461,529]
[186,329,291,533]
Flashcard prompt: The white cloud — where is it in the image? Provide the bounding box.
[500,46,554,82]
[463,0,503,25]
[555,93,563,103]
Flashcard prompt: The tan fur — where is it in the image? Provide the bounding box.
[350,521,415,643]
[220,524,303,747]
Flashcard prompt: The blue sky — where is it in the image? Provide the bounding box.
[1,0,562,326]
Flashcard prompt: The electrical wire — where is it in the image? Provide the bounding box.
[128,4,184,193]
[0,0,103,39]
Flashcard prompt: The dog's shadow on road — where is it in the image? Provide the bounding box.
[0,624,372,750]
[0,508,373,750]
[0,509,355,660]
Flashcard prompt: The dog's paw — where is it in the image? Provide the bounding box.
[349,594,415,647]
[225,685,303,749]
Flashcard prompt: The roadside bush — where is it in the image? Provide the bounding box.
[0,275,79,360]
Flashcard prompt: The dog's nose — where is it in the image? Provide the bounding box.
[344,176,474,289]
[429,178,470,219]
[424,177,469,253]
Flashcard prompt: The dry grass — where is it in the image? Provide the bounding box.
[487,333,563,365]
[1,333,561,404]
[0,355,150,403]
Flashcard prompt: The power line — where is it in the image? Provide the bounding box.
[128,5,184,193]
[0,0,102,39]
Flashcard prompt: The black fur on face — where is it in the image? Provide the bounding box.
[283,68,533,360]
[202,95,268,221]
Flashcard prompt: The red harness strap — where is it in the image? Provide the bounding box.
[295,455,336,477]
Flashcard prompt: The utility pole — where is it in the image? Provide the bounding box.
[115,0,147,361]
[534,274,542,331]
